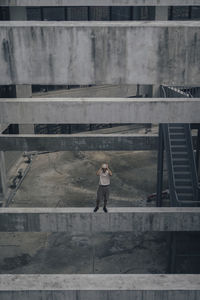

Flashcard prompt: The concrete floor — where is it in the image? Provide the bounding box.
[10,125,167,208]
[11,150,165,208]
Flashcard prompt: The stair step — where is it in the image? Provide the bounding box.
[170,133,185,137]
[171,146,188,152]
[170,140,187,146]
[169,124,184,128]
[170,129,185,133]
[174,172,191,179]
[172,153,189,159]
[172,157,189,162]
[178,194,194,201]
[173,166,190,172]
[176,187,193,193]
[175,178,192,187]
[173,159,189,164]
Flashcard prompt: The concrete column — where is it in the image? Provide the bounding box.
[10,8,33,133]
[153,6,169,97]
[16,85,35,134]
[0,124,9,206]
[9,7,27,20]
[0,151,7,206]
[152,85,161,97]
[155,6,169,21]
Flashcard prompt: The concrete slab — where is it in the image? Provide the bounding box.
[1,0,200,6]
[0,274,200,300]
[0,274,200,290]
[1,21,200,85]
[0,207,200,232]
[0,98,200,124]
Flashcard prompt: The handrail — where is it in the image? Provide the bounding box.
[184,124,200,203]
[163,124,200,206]
[161,84,200,206]
[162,124,180,206]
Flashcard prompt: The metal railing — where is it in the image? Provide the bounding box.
[162,124,180,206]
[161,85,200,206]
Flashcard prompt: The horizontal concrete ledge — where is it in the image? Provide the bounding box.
[1,21,200,85]
[0,134,197,151]
[1,98,200,124]
[2,0,200,6]
[0,207,200,232]
[0,134,158,151]
[2,21,200,27]
[0,274,200,291]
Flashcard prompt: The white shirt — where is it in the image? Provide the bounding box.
[99,170,110,186]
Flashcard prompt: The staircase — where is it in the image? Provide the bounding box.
[163,123,199,207]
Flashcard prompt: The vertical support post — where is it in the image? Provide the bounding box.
[16,85,35,134]
[169,232,177,274]
[156,124,164,207]
[154,6,168,206]
[0,151,7,207]
[196,128,200,177]
[153,7,169,99]
[155,6,169,21]
[9,7,27,20]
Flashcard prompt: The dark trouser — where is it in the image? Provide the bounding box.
[96,185,110,207]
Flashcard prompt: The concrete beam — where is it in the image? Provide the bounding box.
[0,134,158,151]
[0,207,200,232]
[0,274,200,300]
[1,0,200,6]
[1,21,200,85]
[0,98,200,124]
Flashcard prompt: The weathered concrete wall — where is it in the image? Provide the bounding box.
[1,0,200,6]
[0,274,200,300]
[0,98,200,124]
[0,208,200,232]
[0,21,200,85]
[0,134,158,151]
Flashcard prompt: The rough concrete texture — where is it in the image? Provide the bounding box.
[10,149,165,207]
[0,232,200,274]
[0,274,200,299]
[1,98,200,124]
[1,274,200,289]
[1,21,200,85]
[0,232,170,274]
[1,207,200,232]
[1,0,200,6]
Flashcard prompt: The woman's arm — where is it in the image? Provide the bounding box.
[107,167,112,176]
[96,168,102,176]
